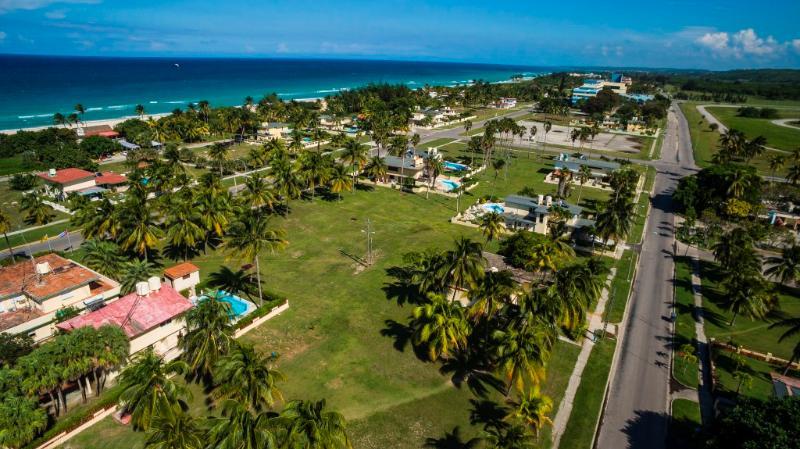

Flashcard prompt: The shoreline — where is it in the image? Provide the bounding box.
[0,113,172,135]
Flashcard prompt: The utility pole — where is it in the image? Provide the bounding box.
[362,218,375,266]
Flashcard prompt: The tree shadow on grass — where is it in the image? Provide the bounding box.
[424,426,482,449]
[439,349,506,398]
[353,182,375,192]
[382,266,424,307]
[379,319,432,363]
[469,399,509,432]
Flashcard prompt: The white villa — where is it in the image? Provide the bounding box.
[0,254,121,342]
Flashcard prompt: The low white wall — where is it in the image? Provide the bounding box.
[234,301,289,338]
[36,405,118,449]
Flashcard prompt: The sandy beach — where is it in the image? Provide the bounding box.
[0,113,172,135]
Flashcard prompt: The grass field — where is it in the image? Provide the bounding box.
[679,102,789,176]
[558,337,616,449]
[0,155,27,176]
[699,261,800,360]
[705,106,800,151]
[58,156,593,449]
[673,257,698,389]
[668,399,702,448]
[711,346,799,402]
[605,250,637,324]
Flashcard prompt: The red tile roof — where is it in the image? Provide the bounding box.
[0,254,101,302]
[163,262,199,280]
[94,171,127,185]
[37,168,95,185]
[56,285,193,338]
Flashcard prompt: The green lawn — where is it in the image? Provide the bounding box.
[0,155,27,176]
[680,102,789,176]
[673,257,698,389]
[668,399,702,448]
[558,337,615,449]
[699,261,800,360]
[60,176,584,448]
[605,250,637,324]
[705,106,800,151]
[418,138,458,149]
[711,347,797,402]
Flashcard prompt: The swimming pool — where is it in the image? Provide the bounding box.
[302,137,312,143]
[444,161,469,171]
[199,291,251,318]
[482,203,505,214]
[439,179,460,191]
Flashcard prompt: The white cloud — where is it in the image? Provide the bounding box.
[276,42,289,53]
[732,28,780,56]
[696,28,786,58]
[698,32,729,51]
[0,31,6,41]
[0,0,99,14]
[792,39,800,54]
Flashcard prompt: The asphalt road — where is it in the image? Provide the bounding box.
[595,103,697,449]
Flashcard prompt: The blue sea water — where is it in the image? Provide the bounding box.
[0,55,545,130]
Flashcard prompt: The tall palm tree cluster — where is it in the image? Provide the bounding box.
[712,129,767,164]
[0,326,129,449]
[117,293,351,449]
[595,167,640,247]
[388,235,606,445]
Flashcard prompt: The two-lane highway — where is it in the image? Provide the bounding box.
[595,103,697,449]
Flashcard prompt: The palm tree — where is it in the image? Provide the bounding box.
[576,164,592,203]
[280,399,352,449]
[769,316,800,374]
[206,400,277,449]
[298,150,331,199]
[479,212,504,242]
[20,190,54,225]
[412,293,470,360]
[341,138,368,186]
[180,291,235,384]
[120,259,158,294]
[712,227,754,272]
[80,239,123,278]
[678,343,698,375]
[768,154,785,181]
[164,199,204,261]
[426,157,444,199]
[53,112,66,128]
[765,245,800,286]
[242,173,277,211]
[0,210,15,262]
[787,164,800,186]
[74,103,86,124]
[212,342,285,411]
[444,237,485,301]
[226,210,288,306]
[463,120,473,135]
[468,269,515,323]
[135,104,145,119]
[0,396,48,449]
[119,195,163,260]
[209,143,231,177]
[328,164,353,200]
[493,323,552,393]
[595,197,635,249]
[505,386,552,436]
[118,348,190,431]
[724,274,776,326]
[425,427,482,449]
[208,265,259,302]
[363,156,388,183]
[144,408,204,449]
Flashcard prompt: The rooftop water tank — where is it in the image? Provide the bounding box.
[35,262,51,275]
[135,281,150,297]
[147,276,161,292]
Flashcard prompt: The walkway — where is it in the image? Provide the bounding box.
[772,118,800,130]
[682,242,715,424]
[551,268,616,448]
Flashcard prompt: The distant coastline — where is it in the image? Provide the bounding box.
[0,55,545,131]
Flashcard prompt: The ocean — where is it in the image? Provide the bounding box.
[0,55,545,131]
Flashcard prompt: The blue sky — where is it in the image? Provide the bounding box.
[1,0,799,69]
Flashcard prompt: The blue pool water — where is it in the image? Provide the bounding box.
[444,161,469,171]
[302,137,312,143]
[439,179,460,191]
[200,291,250,317]
[482,203,505,214]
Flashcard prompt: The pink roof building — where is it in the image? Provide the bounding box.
[57,284,192,339]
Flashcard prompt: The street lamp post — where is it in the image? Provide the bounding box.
[361,218,375,266]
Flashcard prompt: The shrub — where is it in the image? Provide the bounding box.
[9,173,39,191]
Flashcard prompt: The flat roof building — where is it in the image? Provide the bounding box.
[0,254,120,342]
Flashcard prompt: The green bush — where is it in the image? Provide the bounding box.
[22,384,124,449]
[234,296,287,330]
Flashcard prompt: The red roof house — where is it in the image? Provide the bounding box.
[94,171,127,187]
[57,284,193,339]
[37,168,95,186]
